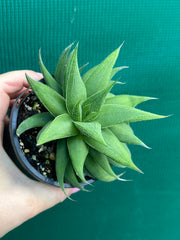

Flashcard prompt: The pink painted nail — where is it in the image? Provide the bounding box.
[72,188,80,194]
[36,72,44,78]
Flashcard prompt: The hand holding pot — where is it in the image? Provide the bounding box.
[0,71,78,237]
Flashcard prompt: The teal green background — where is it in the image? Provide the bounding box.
[1,0,180,239]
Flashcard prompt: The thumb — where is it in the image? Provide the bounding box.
[0,70,43,97]
[0,70,43,143]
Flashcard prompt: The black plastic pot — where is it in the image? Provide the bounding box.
[5,88,94,188]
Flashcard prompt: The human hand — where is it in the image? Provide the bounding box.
[0,71,79,237]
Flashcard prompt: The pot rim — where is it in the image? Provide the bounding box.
[9,88,95,188]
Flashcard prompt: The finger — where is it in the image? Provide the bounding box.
[0,70,43,98]
[27,181,74,217]
[9,99,16,107]
[8,87,30,100]
[0,71,43,143]
[0,90,10,144]
[4,115,9,126]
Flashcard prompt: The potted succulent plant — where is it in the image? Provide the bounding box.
[8,43,165,197]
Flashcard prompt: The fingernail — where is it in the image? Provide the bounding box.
[30,73,43,81]
[36,72,43,78]
[72,188,80,194]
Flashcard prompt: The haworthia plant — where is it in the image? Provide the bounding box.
[16,43,166,194]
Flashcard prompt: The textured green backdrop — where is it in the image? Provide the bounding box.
[0,0,180,239]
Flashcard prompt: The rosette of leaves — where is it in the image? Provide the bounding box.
[16,43,165,195]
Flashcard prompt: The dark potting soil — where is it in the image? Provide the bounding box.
[17,92,57,181]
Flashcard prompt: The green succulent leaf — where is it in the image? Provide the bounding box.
[122,143,131,157]
[67,136,88,183]
[37,113,78,145]
[71,101,82,121]
[79,62,89,73]
[16,112,53,135]
[64,161,86,191]
[82,65,97,83]
[54,43,73,91]
[63,50,73,96]
[26,75,67,117]
[18,43,166,188]
[96,104,165,128]
[82,81,116,116]
[107,157,126,168]
[82,104,91,120]
[84,44,123,96]
[85,155,117,182]
[74,121,106,145]
[106,93,114,99]
[36,120,53,143]
[65,45,87,114]
[110,66,129,79]
[89,148,120,179]
[110,123,149,147]
[83,112,99,122]
[56,139,71,198]
[39,50,61,93]
[84,128,141,172]
[105,95,156,107]
[83,167,95,179]
[108,80,125,87]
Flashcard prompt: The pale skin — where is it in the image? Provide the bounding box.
[0,70,79,237]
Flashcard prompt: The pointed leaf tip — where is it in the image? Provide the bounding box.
[38,49,62,93]
[65,43,87,113]
[135,166,144,174]
[85,45,122,96]
[116,171,132,181]
[148,97,159,100]
[16,112,53,135]
[142,143,151,149]
[97,104,166,128]
[55,139,75,201]
[54,43,74,89]
[119,41,125,50]
[84,128,138,171]
[164,114,173,118]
